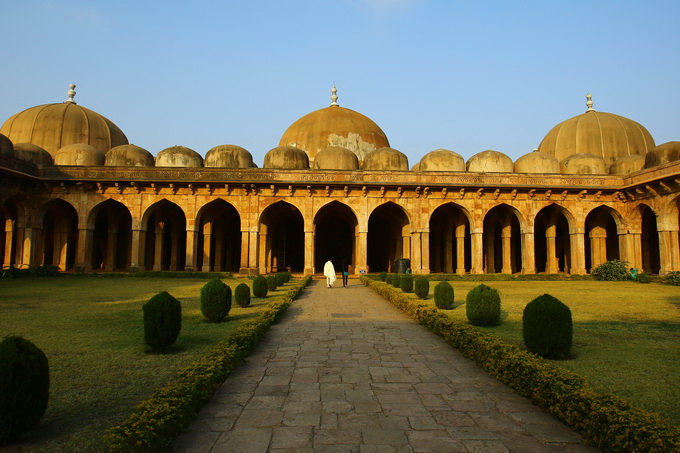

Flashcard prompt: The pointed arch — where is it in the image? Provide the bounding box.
[482,204,524,274]
[1,196,25,268]
[87,199,133,271]
[584,205,623,272]
[195,199,241,272]
[37,198,78,270]
[141,199,187,271]
[534,204,573,273]
[258,201,304,273]
[429,202,472,274]
[367,202,411,272]
[313,200,358,273]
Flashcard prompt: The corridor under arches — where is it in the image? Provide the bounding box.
[314,201,357,273]
[259,201,304,273]
[367,202,410,273]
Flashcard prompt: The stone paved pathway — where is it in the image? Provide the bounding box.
[171,278,600,453]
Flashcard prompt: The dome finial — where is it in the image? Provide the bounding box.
[330,84,339,107]
[66,83,77,104]
[586,92,595,112]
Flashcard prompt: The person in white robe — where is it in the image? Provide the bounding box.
[324,259,336,288]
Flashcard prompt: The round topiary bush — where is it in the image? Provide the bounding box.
[143,291,182,350]
[266,275,278,291]
[275,272,286,287]
[379,272,387,282]
[523,293,573,359]
[234,283,251,308]
[385,274,393,285]
[434,280,454,309]
[465,284,501,326]
[400,273,414,293]
[0,336,49,445]
[252,275,268,298]
[414,276,429,299]
[200,278,232,322]
[591,259,631,281]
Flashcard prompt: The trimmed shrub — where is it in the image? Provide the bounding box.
[636,272,652,284]
[200,278,231,322]
[664,271,680,286]
[523,293,573,359]
[379,272,387,282]
[266,275,278,291]
[281,272,292,283]
[414,276,429,299]
[591,259,631,281]
[392,274,401,288]
[275,272,286,287]
[385,274,393,286]
[0,336,50,445]
[465,283,501,326]
[234,283,251,308]
[400,273,414,293]
[143,292,182,349]
[434,280,454,309]
[252,275,268,298]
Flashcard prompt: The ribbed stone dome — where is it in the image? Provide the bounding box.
[644,141,680,168]
[263,145,310,169]
[155,146,204,167]
[205,144,255,168]
[514,149,560,174]
[14,143,53,167]
[0,85,128,156]
[362,147,409,171]
[0,133,14,158]
[278,86,389,164]
[314,146,359,170]
[418,149,466,172]
[538,94,655,169]
[559,153,607,175]
[466,150,513,173]
[610,154,645,175]
[54,143,105,166]
[106,144,155,167]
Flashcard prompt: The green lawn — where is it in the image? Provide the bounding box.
[421,280,680,424]
[0,276,290,452]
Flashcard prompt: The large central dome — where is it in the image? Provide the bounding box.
[278,86,389,164]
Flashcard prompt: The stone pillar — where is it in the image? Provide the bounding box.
[74,228,93,273]
[545,226,558,273]
[21,227,36,268]
[3,218,14,267]
[248,229,259,272]
[522,231,536,274]
[410,232,422,274]
[420,231,430,274]
[184,228,195,272]
[201,222,212,272]
[129,229,142,272]
[259,231,268,273]
[471,231,484,274]
[402,235,411,261]
[239,230,250,273]
[589,228,607,271]
[569,230,587,275]
[501,228,512,274]
[456,236,466,275]
[304,230,314,275]
[153,225,163,271]
[659,229,680,275]
[356,231,368,274]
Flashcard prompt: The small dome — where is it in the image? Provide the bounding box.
[0,133,14,158]
[467,150,513,173]
[538,94,655,169]
[314,146,359,170]
[514,149,560,174]
[644,141,680,168]
[560,153,607,175]
[155,146,204,167]
[362,147,409,171]
[106,144,155,167]
[14,143,53,167]
[0,86,128,156]
[418,149,466,172]
[263,145,310,169]
[205,144,255,168]
[54,143,105,166]
[610,154,645,175]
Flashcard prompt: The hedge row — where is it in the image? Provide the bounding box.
[104,275,312,452]
[360,276,680,453]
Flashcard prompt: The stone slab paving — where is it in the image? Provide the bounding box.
[171,279,601,453]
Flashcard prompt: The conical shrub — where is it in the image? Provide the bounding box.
[434,280,454,309]
[414,276,429,299]
[200,278,231,322]
[400,273,414,293]
[143,291,182,349]
[465,284,501,326]
[523,293,573,359]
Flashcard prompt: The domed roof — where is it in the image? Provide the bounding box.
[106,144,155,167]
[417,149,466,172]
[514,149,560,174]
[314,146,359,170]
[155,145,204,167]
[0,84,128,156]
[466,150,513,173]
[610,154,645,175]
[538,94,655,169]
[559,153,607,175]
[205,144,255,168]
[644,141,680,168]
[14,143,53,167]
[278,86,389,163]
[263,145,310,169]
[54,143,105,166]
[362,147,409,171]
[0,133,14,158]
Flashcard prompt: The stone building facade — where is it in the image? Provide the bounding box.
[1,86,679,276]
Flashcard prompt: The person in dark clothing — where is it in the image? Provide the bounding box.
[341,259,349,288]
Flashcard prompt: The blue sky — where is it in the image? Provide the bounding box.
[2,0,679,165]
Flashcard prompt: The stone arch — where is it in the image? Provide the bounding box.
[313,200,358,273]
[482,204,523,273]
[195,199,241,272]
[1,196,25,268]
[259,201,304,273]
[534,204,573,273]
[367,201,411,272]
[584,205,623,272]
[37,198,78,270]
[429,202,472,274]
[88,199,133,271]
[141,199,187,271]
[636,204,661,274]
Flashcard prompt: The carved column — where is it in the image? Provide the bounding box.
[304,230,314,275]
[201,222,212,272]
[570,229,587,275]
[184,228,195,272]
[522,230,536,274]
[356,230,368,274]
[545,225,558,273]
[129,229,143,272]
[658,229,680,275]
[471,231,484,274]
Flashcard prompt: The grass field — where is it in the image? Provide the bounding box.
[420,280,680,424]
[0,276,292,452]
